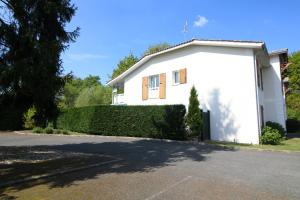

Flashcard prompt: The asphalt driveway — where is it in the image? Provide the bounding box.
[0,132,300,200]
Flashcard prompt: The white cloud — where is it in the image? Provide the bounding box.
[194,16,208,27]
[67,53,107,61]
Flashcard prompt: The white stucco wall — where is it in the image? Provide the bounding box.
[263,55,287,129]
[122,45,260,144]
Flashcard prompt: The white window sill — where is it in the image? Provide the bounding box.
[172,82,180,86]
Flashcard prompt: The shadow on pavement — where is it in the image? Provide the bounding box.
[0,139,235,199]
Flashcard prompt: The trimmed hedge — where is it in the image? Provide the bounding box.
[56,105,187,140]
[0,106,23,130]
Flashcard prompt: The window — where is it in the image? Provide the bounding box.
[148,74,159,98]
[173,71,180,85]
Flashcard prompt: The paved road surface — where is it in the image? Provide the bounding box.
[0,132,300,200]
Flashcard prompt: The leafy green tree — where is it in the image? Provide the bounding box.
[288,51,300,91]
[286,52,300,121]
[111,43,171,80]
[59,75,108,108]
[75,85,111,107]
[0,0,79,126]
[286,93,300,120]
[111,53,138,79]
[186,86,202,137]
[142,43,171,56]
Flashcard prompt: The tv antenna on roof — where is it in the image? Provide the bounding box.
[182,20,188,41]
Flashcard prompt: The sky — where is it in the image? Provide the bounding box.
[62,0,300,83]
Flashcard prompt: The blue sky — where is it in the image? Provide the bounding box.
[62,0,300,83]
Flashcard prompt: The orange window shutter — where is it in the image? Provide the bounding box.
[142,76,148,100]
[180,68,187,84]
[159,73,166,99]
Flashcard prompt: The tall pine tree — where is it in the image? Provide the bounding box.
[0,0,79,127]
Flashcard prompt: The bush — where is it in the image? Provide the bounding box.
[54,129,62,134]
[266,121,286,137]
[261,126,282,145]
[23,106,37,129]
[186,86,202,137]
[56,105,186,140]
[33,127,43,133]
[62,130,69,135]
[44,127,53,134]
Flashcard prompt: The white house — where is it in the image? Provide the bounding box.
[107,39,288,144]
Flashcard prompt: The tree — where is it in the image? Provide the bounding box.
[286,52,300,121]
[74,85,111,107]
[0,0,79,126]
[59,75,111,108]
[142,43,171,57]
[288,51,300,91]
[111,53,138,79]
[186,86,202,137]
[110,43,171,80]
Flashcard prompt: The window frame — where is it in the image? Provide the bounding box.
[148,74,160,99]
[172,70,180,85]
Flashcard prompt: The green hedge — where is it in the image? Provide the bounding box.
[0,105,23,130]
[56,105,187,140]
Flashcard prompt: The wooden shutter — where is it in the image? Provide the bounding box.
[180,68,187,84]
[159,73,166,99]
[142,76,148,100]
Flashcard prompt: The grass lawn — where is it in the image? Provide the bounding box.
[207,137,300,152]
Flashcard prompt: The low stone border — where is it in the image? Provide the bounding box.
[13,130,203,145]
[12,131,300,153]
[0,158,123,188]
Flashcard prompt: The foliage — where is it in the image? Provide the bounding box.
[44,127,54,134]
[0,0,79,127]
[111,54,138,79]
[286,93,300,120]
[111,43,171,80]
[186,86,202,137]
[286,119,300,133]
[265,121,286,137]
[23,106,37,129]
[0,104,23,130]
[74,85,111,107]
[32,127,43,134]
[142,43,171,56]
[59,75,111,108]
[288,51,300,91]
[260,126,282,145]
[54,129,62,134]
[56,105,187,140]
[286,93,300,132]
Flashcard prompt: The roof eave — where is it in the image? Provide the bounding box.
[106,40,264,86]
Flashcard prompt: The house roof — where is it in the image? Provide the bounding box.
[269,48,288,56]
[107,39,267,86]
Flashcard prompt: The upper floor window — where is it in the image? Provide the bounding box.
[148,74,159,98]
[173,70,180,85]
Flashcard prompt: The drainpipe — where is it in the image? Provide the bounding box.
[253,53,261,143]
